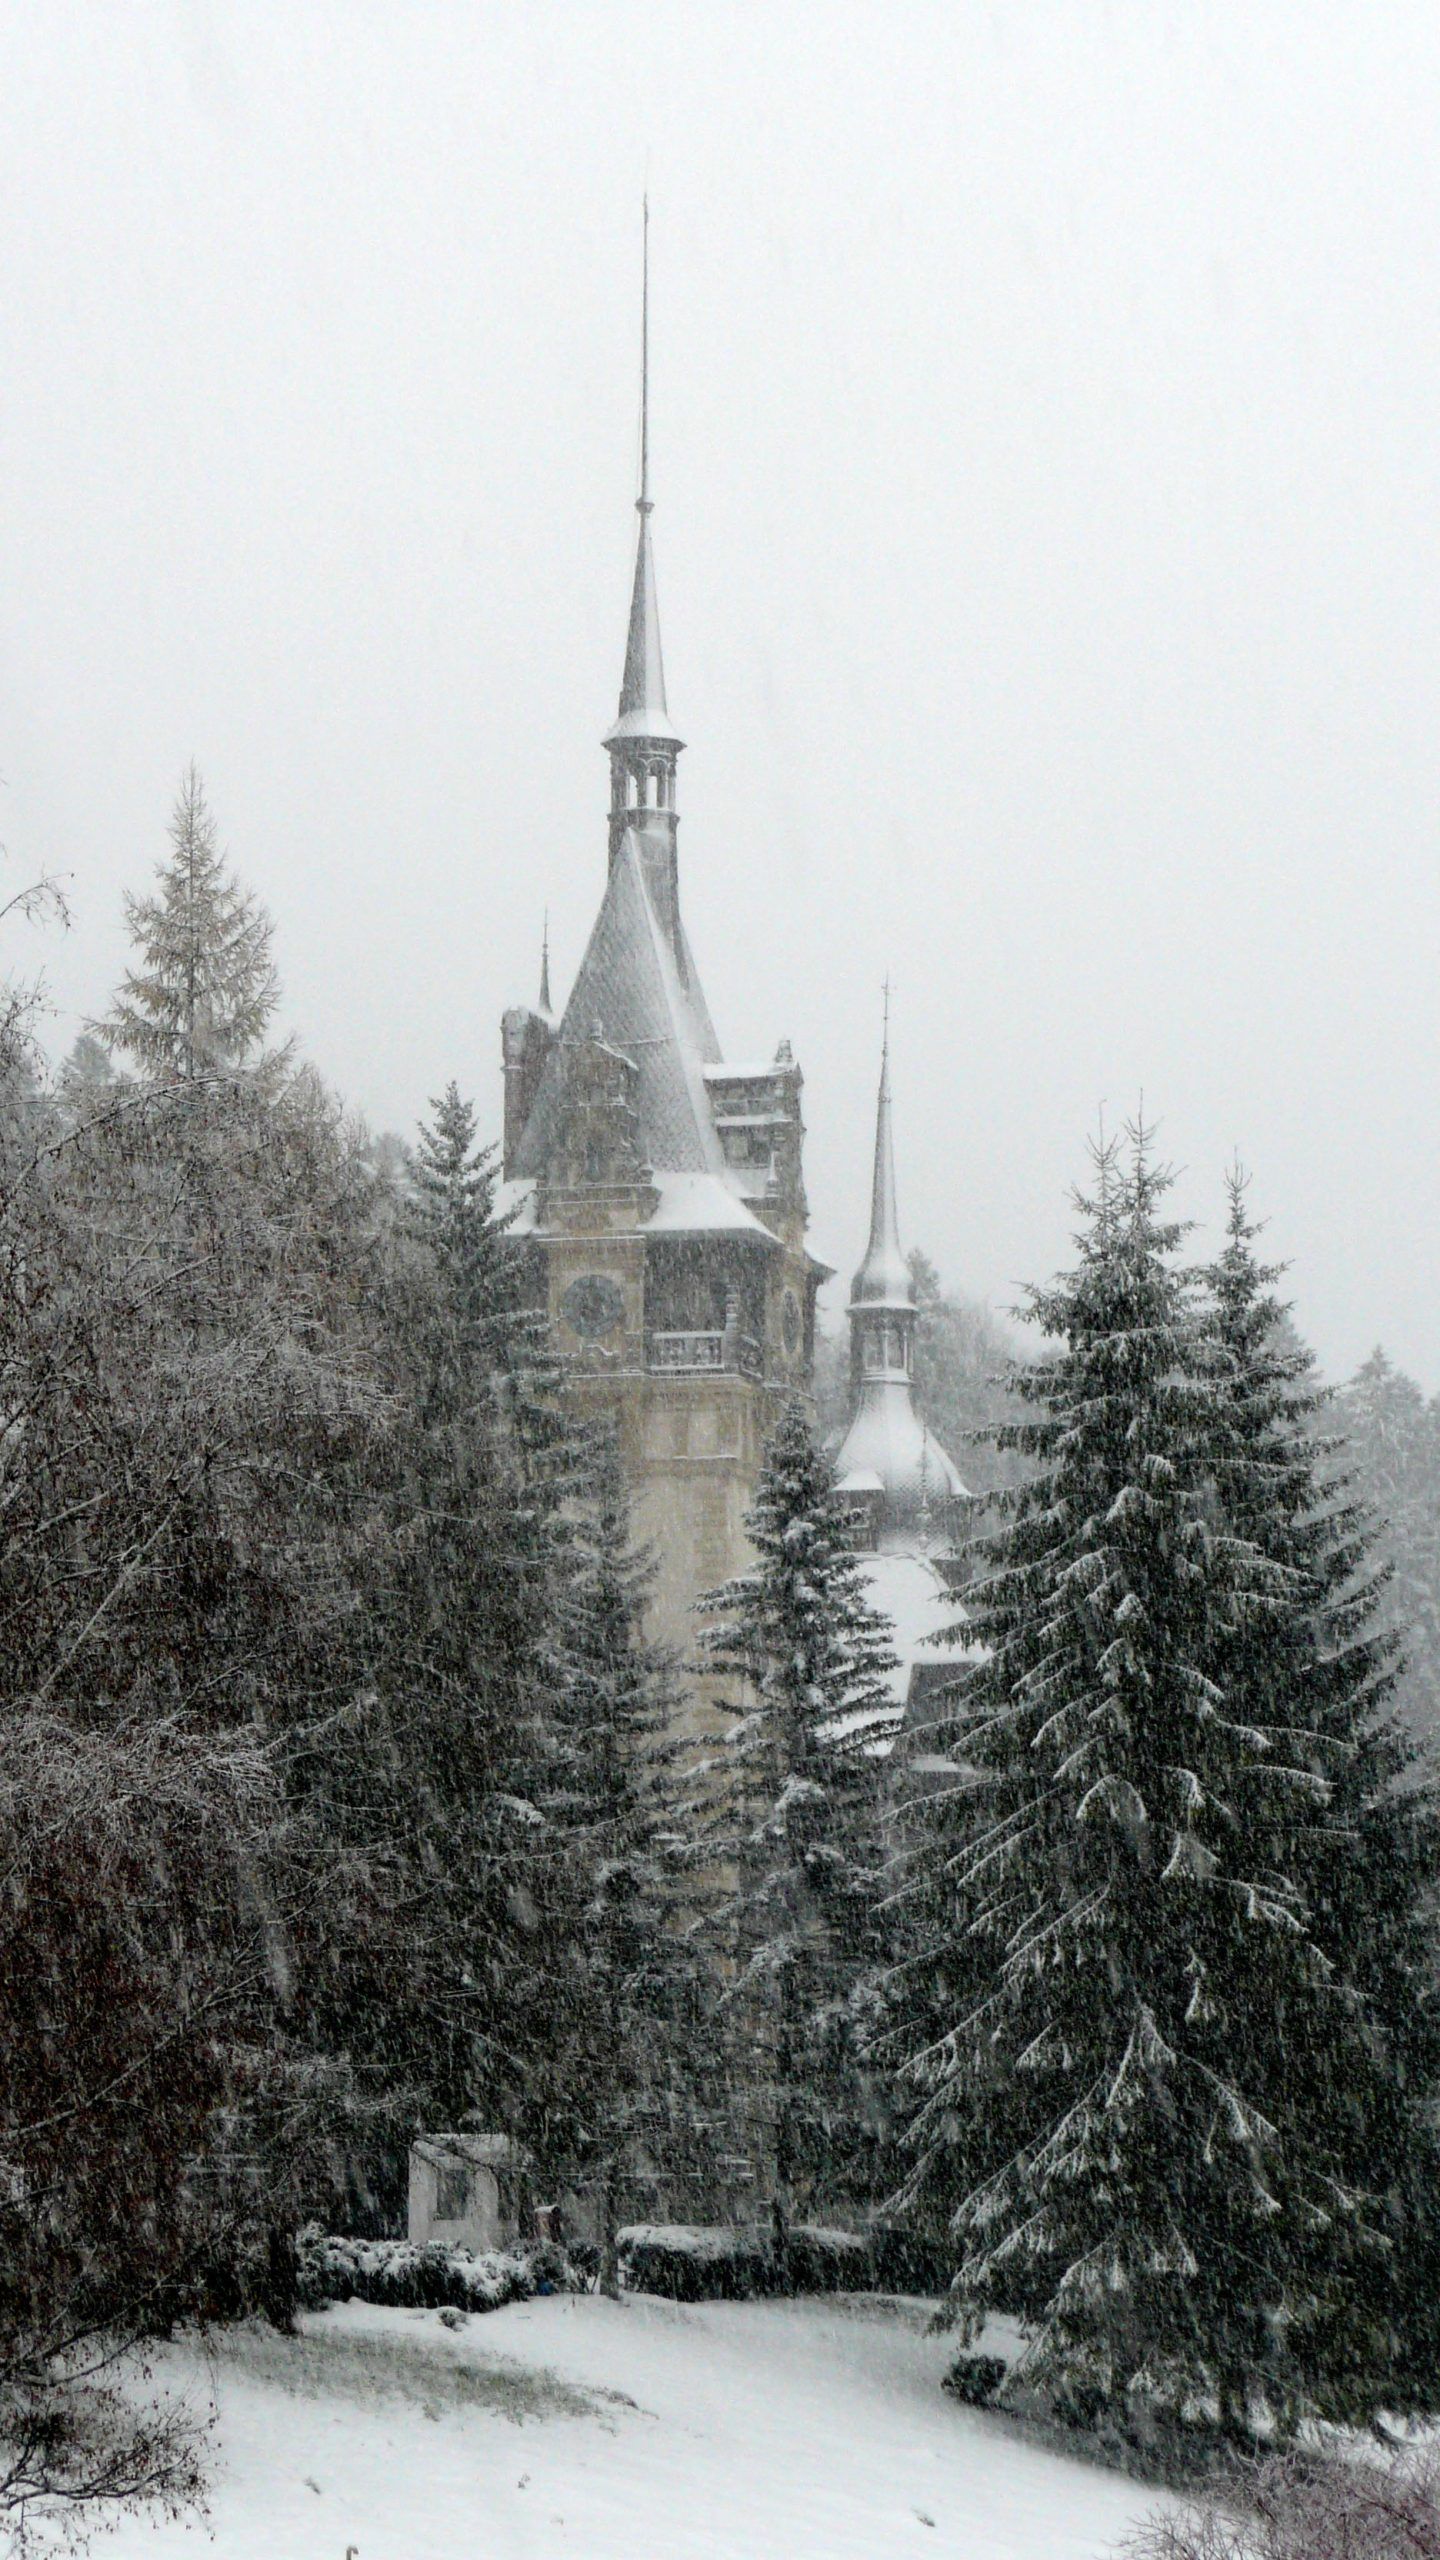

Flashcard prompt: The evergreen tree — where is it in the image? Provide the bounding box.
[894,1128,1432,2442]
[1203,1173,1440,2408]
[699,1400,897,2252]
[408,1082,523,1367]
[1336,1348,1440,1759]
[0,938,390,2518]
[103,766,286,1081]
[292,1080,576,2217]
[530,1445,707,2283]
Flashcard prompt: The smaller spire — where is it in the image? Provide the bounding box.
[851,986,912,1310]
[833,996,967,1550]
[539,911,552,1017]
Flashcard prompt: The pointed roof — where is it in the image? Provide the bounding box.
[511,829,723,1181]
[605,516,682,747]
[538,912,553,1017]
[834,1008,968,1543]
[604,200,683,752]
[850,1009,913,1312]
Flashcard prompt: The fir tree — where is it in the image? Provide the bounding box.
[699,1399,897,2253]
[894,1128,1432,2441]
[103,765,285,1080]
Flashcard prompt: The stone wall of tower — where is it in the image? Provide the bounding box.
[532,1208,817,1694]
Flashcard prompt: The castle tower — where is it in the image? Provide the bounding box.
[499,213,827,1691]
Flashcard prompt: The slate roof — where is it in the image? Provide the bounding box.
[511,830,726,1182]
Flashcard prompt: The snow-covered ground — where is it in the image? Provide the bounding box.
[101,2293,1172,2560]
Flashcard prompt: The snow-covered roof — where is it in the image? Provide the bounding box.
[511,831,724,1182]
[411,2132,527,2169]
[858,1549,972,1708]
[643,1171,776,1240]
[834,1378,967,1521]
[497,1170,777,1247]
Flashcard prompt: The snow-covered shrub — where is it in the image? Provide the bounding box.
[616,2222,881,2301]
[942,2354,1007,2408]
[617,2225,773,2302]
[867,2224,952,2296]
[296,2230,577,2316]
[1120,2446,1440,2558]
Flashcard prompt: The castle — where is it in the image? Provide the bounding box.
[497,230,965,1723]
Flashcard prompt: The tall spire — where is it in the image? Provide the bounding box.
[606,197,682,755]
[852,983,912,1310]
[538,910,552,1017]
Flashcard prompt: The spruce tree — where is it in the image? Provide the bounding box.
[1202,1173,1440,2411]
[699,1399,897,2252]
[531,1445,707,2282]
[301,1080,564,2192]
[103,765,285,1080]
[894,1128,1430,2441]
[1336,1348,1440,1759]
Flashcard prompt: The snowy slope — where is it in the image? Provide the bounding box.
[101,2293,1170,2560]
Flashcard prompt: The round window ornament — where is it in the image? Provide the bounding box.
[561,1273,626,1340]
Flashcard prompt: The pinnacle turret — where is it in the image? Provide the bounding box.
[850,994,913,1313]
[833,1003,966,1551]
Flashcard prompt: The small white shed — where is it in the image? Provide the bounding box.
[407,2133,531,2253]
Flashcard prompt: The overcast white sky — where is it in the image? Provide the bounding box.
[4,3,1439,1384]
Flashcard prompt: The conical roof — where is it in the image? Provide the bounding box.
[604,512,683,748]
[850,1030,913,1311]
[511,829,722,1181]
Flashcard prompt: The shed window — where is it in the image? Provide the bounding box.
[435,2160,469,2220]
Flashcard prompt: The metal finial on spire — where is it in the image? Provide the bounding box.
[539,910,552,1016]
[639,194,651,515]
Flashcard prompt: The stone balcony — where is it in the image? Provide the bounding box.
[648,1328,763,1379]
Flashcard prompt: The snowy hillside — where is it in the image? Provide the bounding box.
[102,2294,1171,2560]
